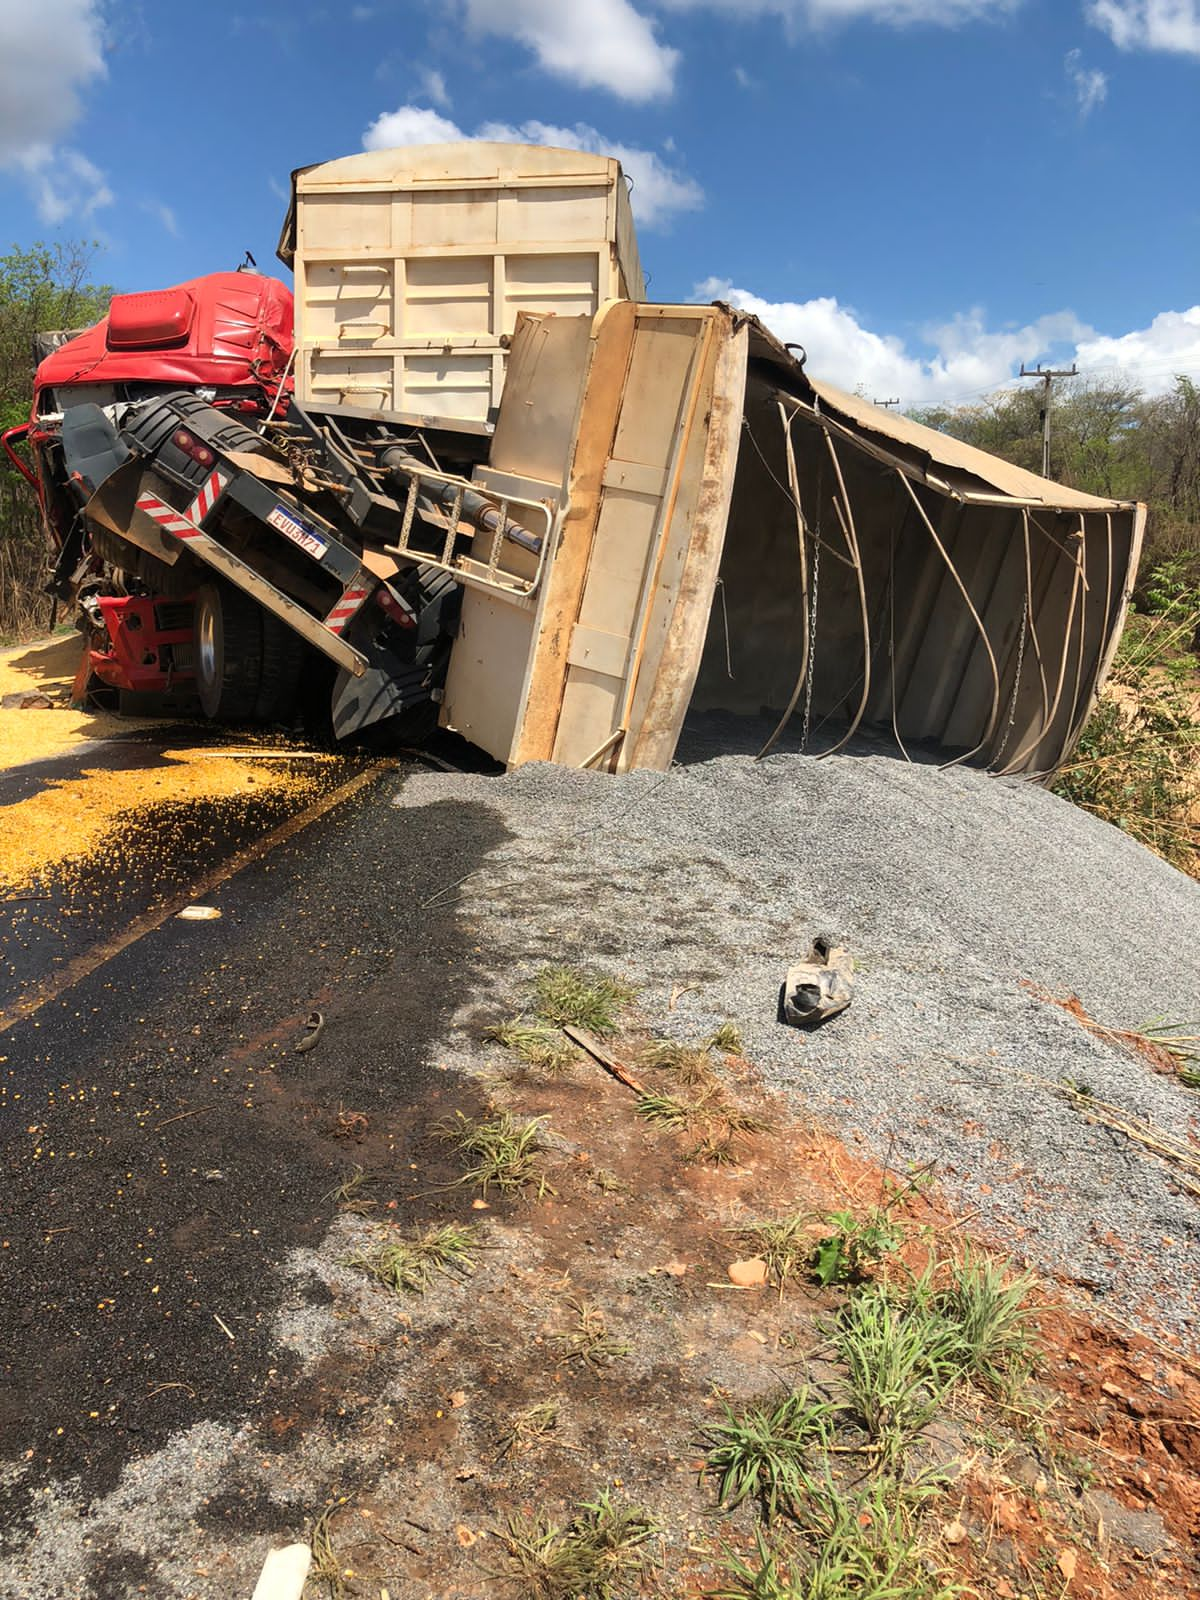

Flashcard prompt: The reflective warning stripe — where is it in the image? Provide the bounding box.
[186,468,227,525]
[136,492,203,540]
[324,583,373,635]
[136,467,228,542]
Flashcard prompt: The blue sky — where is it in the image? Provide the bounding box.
[2,0,1198,407]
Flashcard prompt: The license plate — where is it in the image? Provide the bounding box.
[266,503,327,559]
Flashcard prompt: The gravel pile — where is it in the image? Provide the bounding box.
[397,720,1200,1348]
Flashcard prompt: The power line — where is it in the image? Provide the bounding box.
[1019,362,1077,478]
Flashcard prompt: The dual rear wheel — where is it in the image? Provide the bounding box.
[194,581,305,724]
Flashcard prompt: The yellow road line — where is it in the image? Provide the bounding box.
[0,761,390,1038]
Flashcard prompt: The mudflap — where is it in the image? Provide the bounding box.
[331,649,432,740]
[330,627,444,743]
[329,570,459,743]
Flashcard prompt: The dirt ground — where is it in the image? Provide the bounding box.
[218,1028,1200,1600]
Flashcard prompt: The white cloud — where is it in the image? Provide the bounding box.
[457,0,678,100]
[15,145,114,226]
[1065,47,1108,115]
[660,0,1019,27]
[696,276,1088,405]
[1085,0,1200,55]
[142,199,180,238]
[1075,307,1200,388]
[363,105,462,149]
[363,106,703,228]
[0,0,106,164]
[419,66,451,106]
[0,1,114,223]
[479,118,703,227]
[440,0,1024,105]
[693,278,1200,405]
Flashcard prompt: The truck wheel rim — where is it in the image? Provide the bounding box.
[198,602,217,685]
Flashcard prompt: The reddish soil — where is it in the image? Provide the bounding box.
[243,1022,1200,1600]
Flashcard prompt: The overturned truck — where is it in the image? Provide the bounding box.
[3,142,1143,776]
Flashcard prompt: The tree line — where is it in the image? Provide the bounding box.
[0,242,112,639]
[911,377,1200,606]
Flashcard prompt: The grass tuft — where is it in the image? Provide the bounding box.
[307,1497,350,1599]
[639,1026,743,1083]
[703,1389,834,1522]
[638,1040,719,1088]
[723,1106,772,1136]
[588,1165,628,1195]
[928,1248,1038,1397]
[634,1090,695,1128]
[1137,1016,1200,1088]
[638,1039,697,1070]
[497,1398,561,1459]
[348,1222,478,1295]
[796,1473,957,1600]
[706,1021,744,1054]
[833,1284,960,1465]
[553,1297,631,1370]
[324,1164,376,1214]
[492,1489,658,1600]
[710,1476,957,1599]
[688,1131,741,1166]
[435,1109,556,1198]
[706,1527,796,1600]
[531,966,636,1035]
[733,1213,811,1299]
[488,1020,580,1076]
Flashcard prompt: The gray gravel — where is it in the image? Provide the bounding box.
[399,720,1200,1349]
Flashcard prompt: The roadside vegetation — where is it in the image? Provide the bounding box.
[700,1243,1038,1596]
[491,1490,659,1600]
[1053,583,1200,874]
[915,379,1200,877]
[0,243,113,642]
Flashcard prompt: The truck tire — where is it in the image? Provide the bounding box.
[195,581,263,721]
[254,609,306,724]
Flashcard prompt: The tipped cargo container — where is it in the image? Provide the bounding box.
[10,140,1143,780]
[438,303,1145,777]
[278,141,645,424]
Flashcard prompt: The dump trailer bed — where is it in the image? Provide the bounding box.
[435,304,1144,777]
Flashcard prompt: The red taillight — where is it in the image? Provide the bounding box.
[376,586,416,628]
[172,427,215,466]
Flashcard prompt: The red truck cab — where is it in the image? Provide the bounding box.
[2,271,295,709]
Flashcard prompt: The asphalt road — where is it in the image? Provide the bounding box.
[0,753,508,1584]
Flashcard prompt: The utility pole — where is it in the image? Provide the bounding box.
[872,396,900,409]
[1019,363,1077,479]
